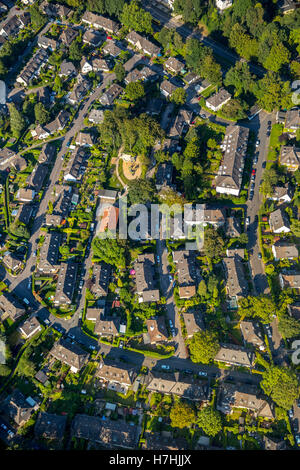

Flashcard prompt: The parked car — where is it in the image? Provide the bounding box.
[246,216,250,226]
[258,253,262,259]
[119,341,124,349]
[255,139,260,147]
[198,371,208,377]
[161,364,170,370]
[289,408,294,418]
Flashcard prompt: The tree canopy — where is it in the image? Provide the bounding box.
[188,330,220,364]
[260,366,299,410]
[170,401,196,429]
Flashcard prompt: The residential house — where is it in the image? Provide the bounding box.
[96,204,119,234]
[49,339,89,373]
[215,345,253,367]
[206,88,231,112]
[144,371,210,402]
[64,147,86,182]
[203,205,226,228]
[223,255,248,300]
[134,253,160,303]
[59,60,76,78]
[82,11,119,34]
[91,58,110,73]
[124,66,157,85]
[102,40,122,57]
[156,162,174,190]
[16,204,33,225]
[263,436,287,450]
[146,97,164,116]
[82,29,104,47]
[269,208,290,233]
[285,107,300,131]
[40,1,72,18]
[68,77,91,105]
[126,31,161,56]
[99,83,123,106]
[88,108,104,124]
[37,232,61,274]
[240,321,264,350]
[215,125,249,196]
[160,79,178,98]
[217,383,274,419]
[37,35,58,51]
[182,312,204,338]
[94,317,120,337]
[279,272,300,290]
[7,390,38,426]
[53,262,78,306]
[45,214,63,227]
[226,216,242,238]
[75,131,94,147]
[164,56,185,74]
[85,307,104,322]
[0,16,21,38]
[71,414,139,449]
[16,49,49,87]
[269,183,293,203]
[169,108,193,138]
[35,412,67,440]
[61,27,78,46]
[38,142,56,164]
[0,292,25,322]
[80,57,93,75]
[173,250,198,299]
[279,146,300,171]
[27,164,48,193]
[18,317,42,339]
[272,241,299,260]
[95,360,137,394]
[16,188,35,202]
[3,253,22,273]
[146,317,168,344]
[288,302,300,320]
[90,263,111,297]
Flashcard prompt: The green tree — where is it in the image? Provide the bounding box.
[170,401,196,429]
[170,87,187,105]
[203,226,225,259]
[92,237,126,269]
[127,178,155,205]
[264,41,291,73]
[260,366,299,410]
[114,62,126,83]
[238,295,276,323]
[69,40,82,61]
[53,75,63,93]
[30,5,46,29]
[278,315,300,339]
[125,81,145,101]
[198,279,207,298]
[8,103,25,139]
[197,406,222,437]
[121,0,153,34]
[34,102,49,125]
[189,330,220,364]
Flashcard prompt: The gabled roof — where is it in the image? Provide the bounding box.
[50,339,89,371]
[35,412,67,440]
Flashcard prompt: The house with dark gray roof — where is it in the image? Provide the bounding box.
[215,125,249,196]
[90,263,111,297]
[37,232,61,274]
[35,412,67,440]
[99,83,123,106]
[71,414,139,448]
[134,253,160,303]
[269,208,290,233]
[53,262,78,307]
[7,390,38,426]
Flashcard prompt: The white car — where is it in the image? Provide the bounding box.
[246,216,250,226]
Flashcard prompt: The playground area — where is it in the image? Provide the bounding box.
[122,154,142,180]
